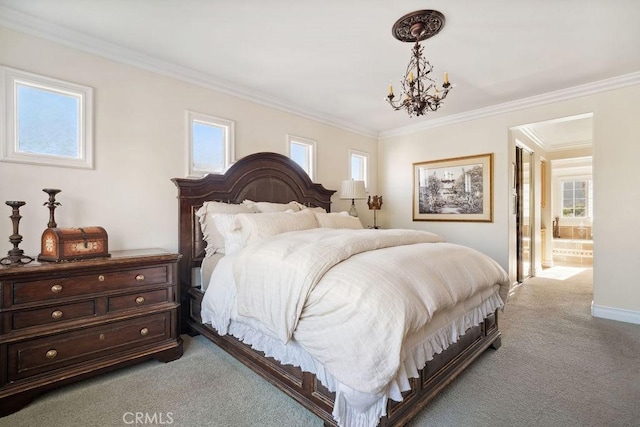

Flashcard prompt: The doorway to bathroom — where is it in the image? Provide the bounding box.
[510,113,594,281]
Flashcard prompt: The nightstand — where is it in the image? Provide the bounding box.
[0,249,183,416]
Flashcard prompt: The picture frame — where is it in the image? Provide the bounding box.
[413,153,493,222]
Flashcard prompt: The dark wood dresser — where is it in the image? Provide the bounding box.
[0,249,183,416]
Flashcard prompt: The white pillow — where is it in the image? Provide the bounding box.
[300,206,327,213]
[233,209,318,246]
[196,202,256,256]
[314,211,363,229]
[242,199,302,213]
[196,201,257,217]
[211,213,247,255]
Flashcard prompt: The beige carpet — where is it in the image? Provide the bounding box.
[3,269,639,427]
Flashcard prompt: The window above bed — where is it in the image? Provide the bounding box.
[187,111,235,176]
[1,67,94,169]
[287,134,316,180]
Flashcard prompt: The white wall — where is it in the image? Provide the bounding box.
[0,27,378,257]
[379,85,640,322]
[592,86,640,321]
[2,26,638,324]
[378,115,511,271]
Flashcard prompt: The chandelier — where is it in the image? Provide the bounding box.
[387,10,452,117]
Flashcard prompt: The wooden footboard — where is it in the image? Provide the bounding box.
[187,288,500,427]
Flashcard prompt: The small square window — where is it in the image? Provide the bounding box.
[349,149,369,188]
[287,135,316,180]
[187,112,234,176]
[1,67,93,169]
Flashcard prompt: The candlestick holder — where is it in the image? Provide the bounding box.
[43,188,62,228]
[1,201,34,265]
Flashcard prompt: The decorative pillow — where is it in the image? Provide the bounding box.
[314,211,363,229]
[233,209,318,246]
[242,199,302,213]
[195,202,256,256]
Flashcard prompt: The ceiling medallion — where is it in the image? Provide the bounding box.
[387,10,453,117]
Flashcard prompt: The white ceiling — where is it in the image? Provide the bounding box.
[0,1,639,138]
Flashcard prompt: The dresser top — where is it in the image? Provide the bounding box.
[0,248,181,278]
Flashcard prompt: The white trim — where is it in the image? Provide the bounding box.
[287,134,316,181]
[2,6,639,140]
[0,66,93,169]
[186,111,235,177]
[379,72,640,139]
[0,6,377,139]
[591,303,640,325]
[519,127,592,152]
[513,112,594,152]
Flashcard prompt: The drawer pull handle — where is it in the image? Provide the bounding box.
[98,275,105,282]
[46,349,58,359]
[140,327,149,336]
[51,310,63,319]
[51,284,63,293]
[135,296,145,305]
[135,274,145,282]
[99,333,105,340]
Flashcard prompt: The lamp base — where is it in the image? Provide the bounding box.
[348,201,358,217]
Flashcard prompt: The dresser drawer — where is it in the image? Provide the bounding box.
[11,300,96,330]
[108,288,169,312]
[8,311,172,381]
[12,266,169,305]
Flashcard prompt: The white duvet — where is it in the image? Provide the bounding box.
[202,228,510,426]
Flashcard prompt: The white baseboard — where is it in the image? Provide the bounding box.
[591,303,640,325]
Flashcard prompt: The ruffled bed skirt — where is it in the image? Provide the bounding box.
[203,291,504,427]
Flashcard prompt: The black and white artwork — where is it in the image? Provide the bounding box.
[413,153,493,222]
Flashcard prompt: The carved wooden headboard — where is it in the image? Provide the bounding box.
[171,152,335,320]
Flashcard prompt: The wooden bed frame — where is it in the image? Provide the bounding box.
[172,152,501,426]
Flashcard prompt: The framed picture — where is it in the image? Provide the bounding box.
[413,153,493,222]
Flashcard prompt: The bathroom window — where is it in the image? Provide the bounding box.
[561,179,592,218]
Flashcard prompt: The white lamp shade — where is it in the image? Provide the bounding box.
[339,180,367,200]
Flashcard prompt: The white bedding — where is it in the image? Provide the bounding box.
[201,228,510,427]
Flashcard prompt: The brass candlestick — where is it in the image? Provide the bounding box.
[1,201,34,265]
[43,188,62,228]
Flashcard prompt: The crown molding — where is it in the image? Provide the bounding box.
[2,6,639,142]
[379,71,640,139]
[518,126,592,152]
[0,6,378,139]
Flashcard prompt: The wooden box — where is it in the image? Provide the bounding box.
[38,227,110,262]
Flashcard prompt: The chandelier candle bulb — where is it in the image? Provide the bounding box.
[444,71,449,84]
